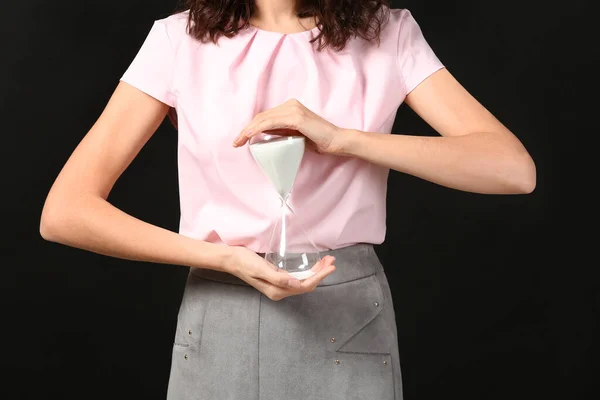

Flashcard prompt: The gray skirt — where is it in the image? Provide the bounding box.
[166,243,403,400]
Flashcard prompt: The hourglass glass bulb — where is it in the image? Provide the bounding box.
[249,133,305,199]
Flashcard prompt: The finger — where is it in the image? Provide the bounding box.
[248,276,292,301]
[310,255,335,273]
[243,251,302,288]
[299,256,336,289]
[257,261,303,289]
[234,111,297,147]
[251,112,298,136]
[300,254,334,276]
[301,264,336,291]
[233,109,281,146]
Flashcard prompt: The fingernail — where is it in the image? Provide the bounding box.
[288,278,301,288]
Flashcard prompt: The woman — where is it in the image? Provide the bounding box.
[40,0,536,398]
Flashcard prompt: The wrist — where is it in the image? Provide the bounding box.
[191,240,235,273]
[214,244,236,273]
[332,128,363,157]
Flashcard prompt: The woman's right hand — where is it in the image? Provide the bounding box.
[222,246,336,301]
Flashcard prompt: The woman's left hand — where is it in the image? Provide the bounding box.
[232,99,344,155]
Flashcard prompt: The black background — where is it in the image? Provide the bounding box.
[1,0,592,399]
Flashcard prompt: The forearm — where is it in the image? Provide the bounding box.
[40,195,231,271]
[338,129,536,194]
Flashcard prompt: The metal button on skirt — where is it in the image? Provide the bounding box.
[166,243,403,400]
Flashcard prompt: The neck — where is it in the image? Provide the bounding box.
[253,0,298,23]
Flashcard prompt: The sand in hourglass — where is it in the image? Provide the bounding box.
[250,136,305,199]
[249,135,321,280]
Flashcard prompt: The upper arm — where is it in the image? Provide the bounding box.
[46,82,170,202]
[45,16,183,205]
[395,9,525,150]
[404,68,514,138]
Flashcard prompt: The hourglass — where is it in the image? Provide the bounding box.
[249,132,321,280]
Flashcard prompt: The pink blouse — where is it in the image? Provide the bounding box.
[120,8,444,253]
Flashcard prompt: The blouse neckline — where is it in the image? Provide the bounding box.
[247,24,320,37]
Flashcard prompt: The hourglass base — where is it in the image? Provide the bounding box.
[265,251,321,280]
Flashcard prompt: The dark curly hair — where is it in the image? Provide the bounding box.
[174,0,391,51]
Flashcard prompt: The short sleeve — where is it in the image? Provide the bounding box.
[120,20,178,107]
[396,9,444,95]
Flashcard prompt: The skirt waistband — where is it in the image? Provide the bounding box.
[189,243,382,287]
